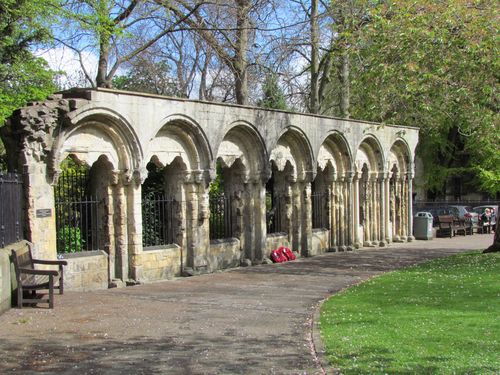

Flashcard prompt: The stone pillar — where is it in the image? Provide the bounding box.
[254,173,268,261]
[385,175,392,243]
[407,171,415,241]
[194,171,211,271]
[330,179,337,250]
[401,175,408,240]
[338,177,345,250]
[378,172,387,247]
[184,177,199,270]
[284,178,294,248]
[24,162,58,260]
[302,178,313,257]
[363,176,372,247]
[111,171,129,282]
[346,172,354,250]
[371,175,378,245]
[353,173,361,248]
[394,174,403,242]
[127,171,144,281]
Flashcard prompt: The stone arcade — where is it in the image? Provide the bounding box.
[2,89,418,290]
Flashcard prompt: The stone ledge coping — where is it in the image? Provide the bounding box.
[266,232,288,238]
[60,250,107,259]
[209,238,239,245]
[143,244,180,252]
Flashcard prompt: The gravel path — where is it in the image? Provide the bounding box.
[0,234,493,374]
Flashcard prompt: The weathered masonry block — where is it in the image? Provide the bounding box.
[1,88,418,290]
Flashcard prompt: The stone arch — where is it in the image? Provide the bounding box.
[355,135,385,247]
[315,132,354,252]
[387,138,411,174]
[268,127,314,256]
[216,121,268,179]
[388,138,412,242]
[317,131,353,175]
[211,122,268,263]
[355,135,385,174]
[270,126,314,181]
[52,108,142,181]
[148,114,212,175]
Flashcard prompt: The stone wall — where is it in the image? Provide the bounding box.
[208,238,241,271]
[135,245,182,282]
[0,246,13,314]
[61,251,108,291]
[265,233,291,256]
[1,88,419,291]
[311,229,330,256]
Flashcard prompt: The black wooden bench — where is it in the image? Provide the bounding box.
[11,242,67,309]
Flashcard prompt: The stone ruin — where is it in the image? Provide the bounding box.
[1,88,418,290]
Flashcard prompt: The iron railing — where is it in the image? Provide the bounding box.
[0,172,24,247]
[209,193,233,240]
[55,196,100,253]
[413,200,499,209]
[266,195,284,234]
[142,193,176,247]
[312,192,329,229]
[54,168,100,253]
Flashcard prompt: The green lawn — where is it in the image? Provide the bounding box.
[320,251,500,374]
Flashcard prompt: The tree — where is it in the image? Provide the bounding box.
[164,0,271,105]
[54,0,202,87]
[112,56,179,96]
[346,0,499,197]
[257,73,287,110]
[0,0,57,159]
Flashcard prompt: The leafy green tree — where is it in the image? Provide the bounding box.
[112,58,179,96]
[258,73,288,110]
[0,0,57,131]
[346,0,499,196]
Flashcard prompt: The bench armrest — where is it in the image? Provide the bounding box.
[32,259,68,266]
[18,268,59,276]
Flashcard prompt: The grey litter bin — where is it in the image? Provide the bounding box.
[413,212,434,240]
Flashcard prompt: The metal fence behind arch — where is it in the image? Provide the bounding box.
[0,171,24,248]
[209,193,233,240]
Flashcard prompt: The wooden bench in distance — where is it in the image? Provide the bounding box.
[11,242,67,309]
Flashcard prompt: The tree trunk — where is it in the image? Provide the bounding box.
[339,47,350,118]
[309,0,319,114]
[96,35,111,88]
[484,226,500,253]
[234,0,250,105]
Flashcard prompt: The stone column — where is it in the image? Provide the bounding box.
[183,173,200,270]
[401,175,408,240]
[407,171,415,241]
[284,177,294,248]
[127,170,145,281]
[384,175,392,243]
[363,176,372,247]
[394,175,403,242]
[330,178,337,250]
[353,173,361,248]
[378,172,387,247]
[254,173,268,261]
[111,171,128,283]
[194,171,211,271]
[23,162,58,260]
[346,172,354,250]
[338,177,345,250]
[302,176,313,257]
[371,174,378,245]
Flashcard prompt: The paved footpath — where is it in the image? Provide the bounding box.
[0,234,494,374]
